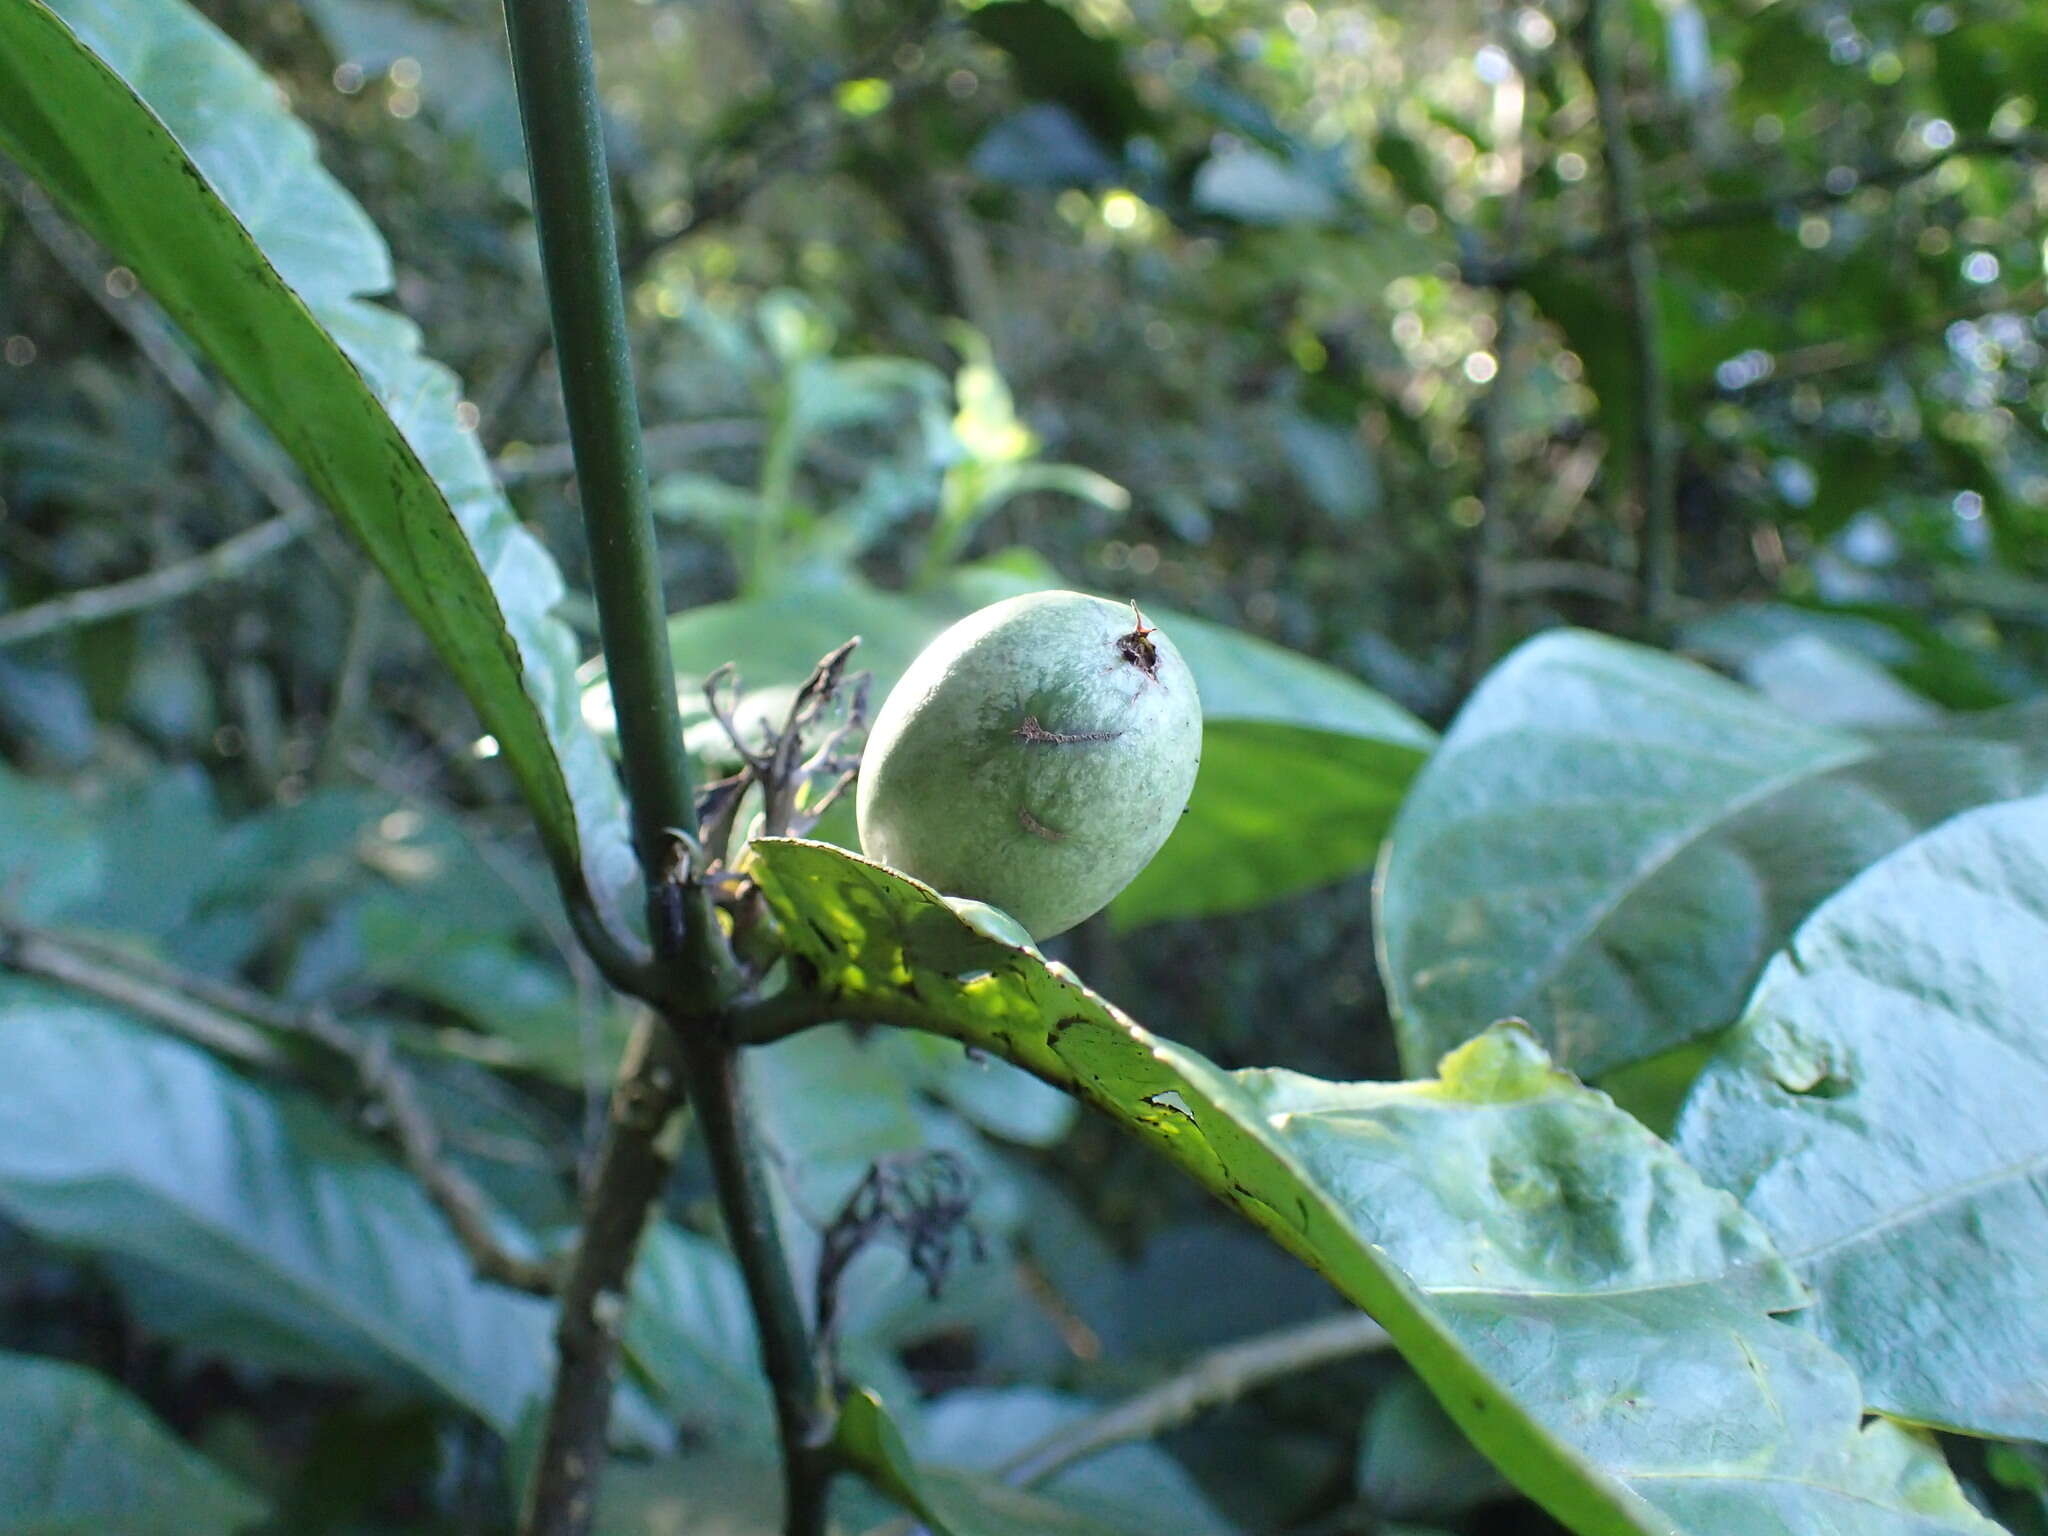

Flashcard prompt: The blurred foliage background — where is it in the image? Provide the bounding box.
[4,0,2048,1530]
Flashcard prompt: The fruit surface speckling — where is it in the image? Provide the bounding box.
[857,591,1202,939]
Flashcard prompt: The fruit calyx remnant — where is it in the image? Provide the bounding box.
[1115,601,1162,680]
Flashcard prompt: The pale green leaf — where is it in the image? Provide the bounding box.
[0,1351,265,1535]
[750,838,2008,1536]
[1379,629,2048,1077]
[1678,795,2048,1439]
[0,984,552,1431]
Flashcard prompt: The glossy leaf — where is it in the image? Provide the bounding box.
[0,984,552,1431]
[650,569,1432,925]
[0,1351,266,1535]
[1379,629,2048,1078]
[750,838,2006,1536]
[1678,796,2048,1439]
[0,0,632,917]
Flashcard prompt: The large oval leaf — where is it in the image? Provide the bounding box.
[644,569,1432,927]
[0,983,552,1432]
[749,838,2005,1536]
[1677,795,2048,1440]
[0,1351,266,1535]
[1378,629,2048,1078]
[0,0,632,915]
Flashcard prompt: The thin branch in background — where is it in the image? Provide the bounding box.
[1703,278,2048,397]
[1579,0,1678,629]
[0,924,289,1070]
[493,416,763,484]
[0,921,561,1294]
[996,1311,1392,1490]
[1489,558,1641,606]
[0,171,326,642]
[314,570,385,781]
[1470,130,2048,286]
[0,511,308,648]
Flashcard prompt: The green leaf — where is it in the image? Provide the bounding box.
[1356,1372,1513,1521]
[835,1388,1132,1536]
[0,762,102,921]
[624,1224,771,1440]
[653,570,1432,925]
[0,0,632,918]
[750,838,2007,1536]
[0,1351,266,1535]
[0,984,552,1431]
[1677,795,2048,1440]
[1378,630,2048,1078]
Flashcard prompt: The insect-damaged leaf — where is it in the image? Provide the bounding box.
[749,838,2006,1536]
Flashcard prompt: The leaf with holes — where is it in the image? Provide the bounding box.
[1678,795,2048,1440]
[750,837,2007,1536]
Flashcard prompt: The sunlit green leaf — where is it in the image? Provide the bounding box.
[1678,795,2048,1439]
[1379,629,2048,1077]
[0,0,632,919]
[751,838,2005,1536]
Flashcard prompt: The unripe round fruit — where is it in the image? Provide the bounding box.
[857,591,1202,939]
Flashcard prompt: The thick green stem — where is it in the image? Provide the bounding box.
[1581,0,1677,630]
[501,7,829,1535]
[675,1029,836,1532]
[501,0,694,865]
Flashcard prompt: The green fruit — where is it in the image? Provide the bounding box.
[857,591,1202,939]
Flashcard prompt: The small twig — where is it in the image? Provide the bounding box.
[315,569,386,780]
[0,170,326,620]
[998,1312,1391,1488]
[356,1032,561,1294]
[1465,8,1533,693]
[0,921,559,1294]
[1580,0,1678,629]
[492,416,762,484]
[0,512,308,648]
[519,1017,690,1535]
[0,923,289,1070]
[1488,558,1641,606]
[1469,130,2048,287]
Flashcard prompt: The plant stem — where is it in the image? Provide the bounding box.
[518,1017,687,1536]
[676,1029,836,1532]
[501,0,695,874]
[499,7,828,1535]
[1580,0,1677,630]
